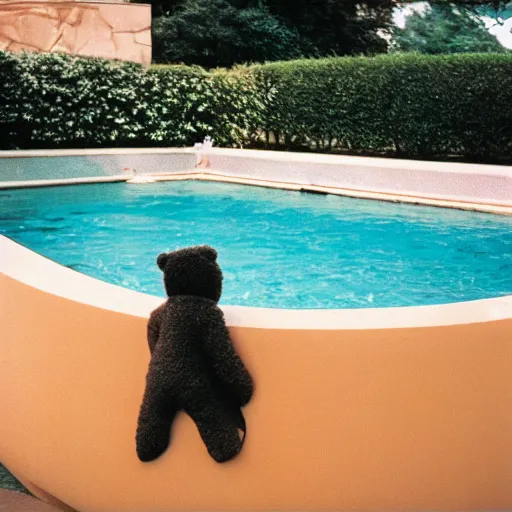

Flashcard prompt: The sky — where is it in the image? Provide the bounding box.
[392,1,512,49]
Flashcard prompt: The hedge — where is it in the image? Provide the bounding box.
[251,53,512,160]
[0,52,262,150]
[1,51,511,162]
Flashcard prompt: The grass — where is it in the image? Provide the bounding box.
[0,463,30,494]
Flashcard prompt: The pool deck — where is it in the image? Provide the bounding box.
[1,147,511,215]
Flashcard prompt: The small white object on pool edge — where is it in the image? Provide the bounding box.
[127,175,156,184]
[123,168,156,184]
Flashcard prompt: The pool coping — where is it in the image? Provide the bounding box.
[151,171,512,215]
[1,147,511,215]
[1,235,511,329]
[0,174,128,189]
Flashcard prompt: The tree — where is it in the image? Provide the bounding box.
[149,0,396,67]
[392,3,508,53]
[152,0,303,67]
[430,0,511,13]
[144,0,183,18]
[263,0,395,56]
[429,0,512,36]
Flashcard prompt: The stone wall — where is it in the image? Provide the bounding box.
[0,0,151,66]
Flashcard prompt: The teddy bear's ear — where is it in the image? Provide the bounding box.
[199,245,217,261]
[157,253,169,271]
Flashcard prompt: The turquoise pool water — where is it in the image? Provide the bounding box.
[1,181,511,309]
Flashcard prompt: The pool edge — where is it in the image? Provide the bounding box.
[1,234,511,329]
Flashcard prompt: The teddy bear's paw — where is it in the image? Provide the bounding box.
[136,424,171,462]
[208,440,243,463]
[205,427,244,463]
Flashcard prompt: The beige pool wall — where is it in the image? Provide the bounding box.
[1,234,512,512]
[0,0,151,66]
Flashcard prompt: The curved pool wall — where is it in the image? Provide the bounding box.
[1,234,512,512]
[1,149,512,511]
[1,147,511,214]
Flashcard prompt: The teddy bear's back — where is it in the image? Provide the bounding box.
[148,296,223,397]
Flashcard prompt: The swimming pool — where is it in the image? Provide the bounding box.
[0,180,511,309]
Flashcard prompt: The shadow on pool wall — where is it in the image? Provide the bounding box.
[0,149,196,183]
[1,234,512,512]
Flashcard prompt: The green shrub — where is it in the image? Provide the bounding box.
[1,50,511,162]
[148,65,264,147]
[252,53,512,161]
[0,51,262,149]
[0,52,153,149]
[0,51,21,149]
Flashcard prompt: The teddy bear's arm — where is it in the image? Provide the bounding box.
[202,309,254,407]
[147,304,165,354]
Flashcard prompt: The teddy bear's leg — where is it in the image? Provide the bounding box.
[136,382,178,462]
[186,392,243,463]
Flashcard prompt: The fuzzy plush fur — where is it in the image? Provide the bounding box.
[136,245,254,463]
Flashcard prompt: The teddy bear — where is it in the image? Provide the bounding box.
[135,245,254,464]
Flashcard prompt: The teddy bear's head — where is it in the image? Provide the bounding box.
[157,245,222,302]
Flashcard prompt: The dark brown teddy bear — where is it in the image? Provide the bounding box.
[136,245,254,463]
